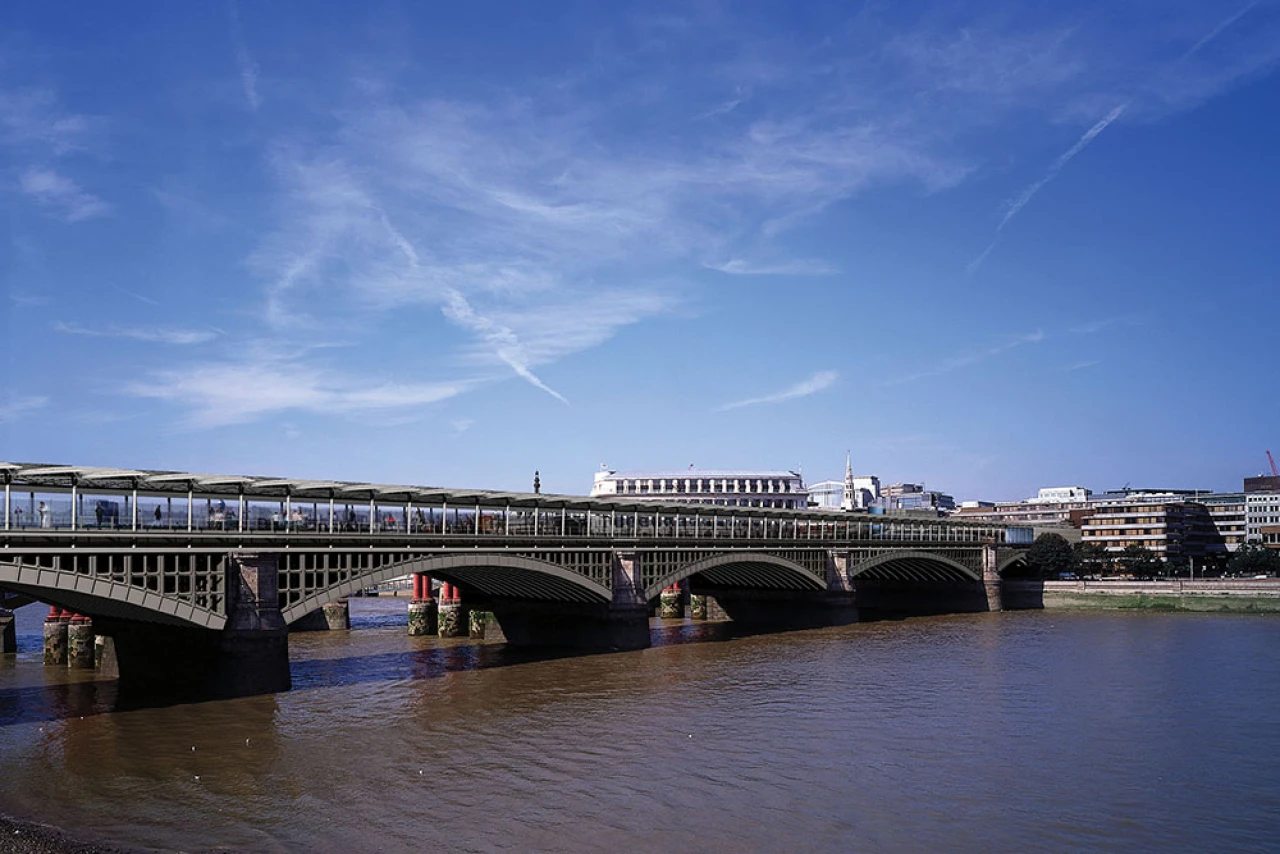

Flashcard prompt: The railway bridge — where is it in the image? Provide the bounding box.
[0,463,1029,699]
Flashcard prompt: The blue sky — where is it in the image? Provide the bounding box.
[2,1,1279,500]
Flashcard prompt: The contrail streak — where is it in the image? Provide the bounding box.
[967,2,1257,275]
[968,105,1126,275]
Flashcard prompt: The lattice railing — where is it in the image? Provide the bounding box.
[0,551,226,618]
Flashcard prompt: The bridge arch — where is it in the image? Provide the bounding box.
[849,550,981,583]
[0,559,225,629]
[280,552,612,625]
[997,551,1030,576]
[644,552,826,601]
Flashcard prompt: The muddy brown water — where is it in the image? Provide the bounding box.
[2,599,1279,852]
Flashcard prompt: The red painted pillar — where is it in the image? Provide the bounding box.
[407,574,438,636]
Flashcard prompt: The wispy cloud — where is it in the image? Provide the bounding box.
[1065,360,1100,371]
[112,286,161,307]
[229,1,262,111]
[0,86,95,153]
[718,370,838,411]
[882,331,1045,386]
[19,167,110,222]
[53,322,219,345]
[441,289,569,404]
[9,293,47,308]
[1070,316,1143,335]
[234,89,949,414]
[0,395,50,425]
[705,258,836,275]
[451,418,474,434]
[125,354,474,428]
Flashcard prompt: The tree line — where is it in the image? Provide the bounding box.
[1021,533,1280,580]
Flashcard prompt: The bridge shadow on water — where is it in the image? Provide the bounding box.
[289,618,740,691]
[0,620,747,725]
[0,675,120,729]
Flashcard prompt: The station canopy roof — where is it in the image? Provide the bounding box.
[0,461,995,525]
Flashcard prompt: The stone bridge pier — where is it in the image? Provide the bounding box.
[96,553,290,703]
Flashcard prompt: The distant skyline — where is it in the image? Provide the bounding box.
[3,1,1279,502]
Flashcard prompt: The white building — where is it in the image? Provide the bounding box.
[1246,491,1280,542]
[590,468,808,509]
[1036,486,1092,503]
[808,480,845,510]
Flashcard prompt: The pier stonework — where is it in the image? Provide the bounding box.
[437,583,465,638]
[42,609,67,666]
[322,598,351,631]
[659,585,683,619]
[437,601,464,637]
[0,608,14,654]
[408,574,439,636]
[67,614,96,669]
[689,594,708,620]
[468,609,489,639]
[95,635,119,677]
[982,545,1003,612]
[408,599,439,635]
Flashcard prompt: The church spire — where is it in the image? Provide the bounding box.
[842,451,855,511]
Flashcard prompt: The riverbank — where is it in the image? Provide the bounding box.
[0,815,137,854]
[1016,579,1280,613]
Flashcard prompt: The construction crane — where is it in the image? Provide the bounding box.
[1269,450,1280,478]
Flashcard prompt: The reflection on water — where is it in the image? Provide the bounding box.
[2,599,1280,852]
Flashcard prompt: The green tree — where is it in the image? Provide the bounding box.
[1026,532,1079,578]
[1074,542,1113,577]
[1227,543,1280,577]
[1118,544,1162,578]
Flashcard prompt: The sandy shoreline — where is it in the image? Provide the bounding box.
[0,815,140,854]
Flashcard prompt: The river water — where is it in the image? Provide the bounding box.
[1,600,1278,852]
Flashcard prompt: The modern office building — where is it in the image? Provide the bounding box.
[1245,475,1280,493]
[1190,493,1247,552]
[590,468,808,509]
[1246,491,1280,542]
[1079,501,1219,560]
[955,488,1196,526]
